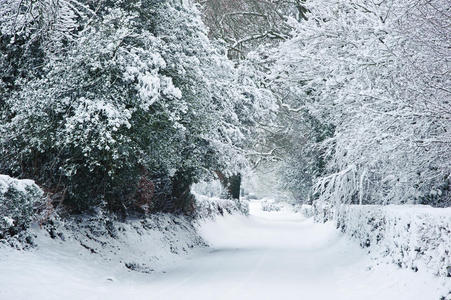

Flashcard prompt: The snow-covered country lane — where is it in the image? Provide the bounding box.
[146,201,446,300]
[0,201,447,300]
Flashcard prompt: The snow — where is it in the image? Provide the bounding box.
[0,200,448,300]
[0,174,37,194]
[138,72,160,105]
[2,216,14,227]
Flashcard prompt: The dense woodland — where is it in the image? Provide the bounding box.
[0,0,449,220]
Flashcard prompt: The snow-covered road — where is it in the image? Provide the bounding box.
[144,201,443,300]
[0,201,446,299]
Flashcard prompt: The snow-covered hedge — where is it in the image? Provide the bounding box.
[293,204,313,218]
[312,200,334,223]
[193,192,249,219]
[312,201,451,278]
[261,202,282,212]
[260,199,285,212]
[0,175,44,239]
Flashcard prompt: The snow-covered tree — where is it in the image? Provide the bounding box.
[153,1,278,201]
[267,0,450,206]
[197,0,305,59]
[0,0,276,212]
[1,5,181,210]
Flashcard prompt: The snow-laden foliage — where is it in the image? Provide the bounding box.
[312,201,451,278]
[198,0,301,59]
[1,6,182,210]
[0,175,44,239]
[193,192,249,219]
[267,0,450,206]
[152,2,247,176]
[0,0,275,212]
[241,39,334,203]
[0,0,87,46]
[0,0,91,100]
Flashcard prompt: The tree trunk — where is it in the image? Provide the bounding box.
[216,171,241,199]
[170,170,195,215]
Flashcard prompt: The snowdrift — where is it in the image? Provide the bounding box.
[311,201,451,278]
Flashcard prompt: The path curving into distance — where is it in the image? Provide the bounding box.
[143,201,443,300]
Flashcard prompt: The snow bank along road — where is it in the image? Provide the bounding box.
[0,201,447,300]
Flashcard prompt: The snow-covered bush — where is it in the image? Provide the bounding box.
[193,192,249,219]
[294,204,313,218]
[0,175,44,239]
[313,201,451,278]
[261,199,283,212]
